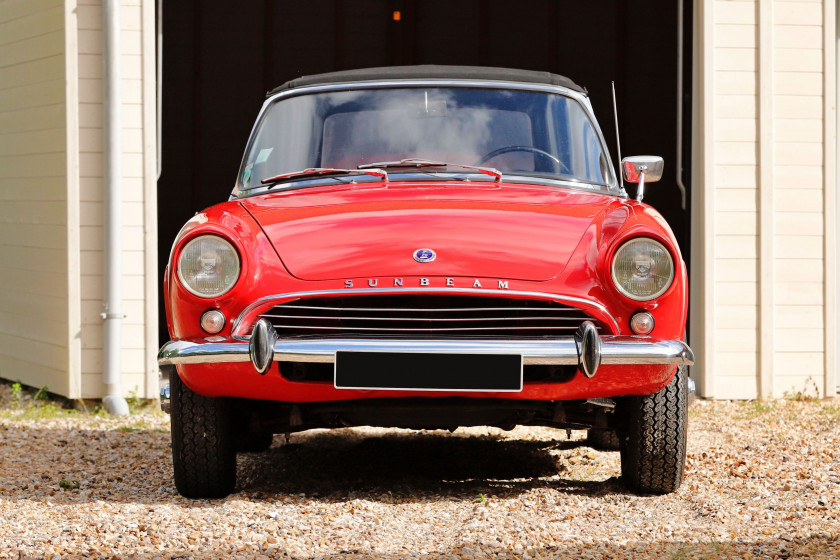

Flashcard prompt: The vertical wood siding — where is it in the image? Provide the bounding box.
[0,0,73,395]
[712,0,760,399]
[702,0,832,398]
[772,0,826,397]
[75,0,154,398]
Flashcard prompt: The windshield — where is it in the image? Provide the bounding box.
[237,87,615,193]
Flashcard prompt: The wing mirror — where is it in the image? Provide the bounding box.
[621,156,664,202]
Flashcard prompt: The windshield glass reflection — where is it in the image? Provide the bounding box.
[238,87,614,193]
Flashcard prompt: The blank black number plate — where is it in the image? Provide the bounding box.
[334,351,523,392]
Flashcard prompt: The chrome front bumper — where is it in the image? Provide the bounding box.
[158,329,694,371]
[158,321,694,413]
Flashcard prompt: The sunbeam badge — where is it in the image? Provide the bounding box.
[413,248,436,263]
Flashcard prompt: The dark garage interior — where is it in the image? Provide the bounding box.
[157,0,693,343]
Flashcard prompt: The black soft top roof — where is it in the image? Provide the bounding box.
[268,65,586,97]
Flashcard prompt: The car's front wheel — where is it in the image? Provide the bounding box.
[617,365,688,494]
[170,371,236,499]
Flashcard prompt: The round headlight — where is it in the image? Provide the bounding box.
[177,235,241,297]
[611,238,674,301]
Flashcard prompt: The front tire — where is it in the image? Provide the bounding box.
[170,371,236,498]
[617,365,688,494]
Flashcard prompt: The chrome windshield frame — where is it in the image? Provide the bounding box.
[233,79,621,198]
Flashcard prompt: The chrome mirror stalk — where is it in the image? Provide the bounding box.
[621,156,664,202]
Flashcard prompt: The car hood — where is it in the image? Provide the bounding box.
[240,182,617,282]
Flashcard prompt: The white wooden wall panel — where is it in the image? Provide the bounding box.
[772,0,826,397]
[705,0,761,397]
[76,0,155,398]
[705,1,759,397]
[698,0,834,398]
[0,0,74,396]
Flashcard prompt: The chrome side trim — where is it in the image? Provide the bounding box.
[158,336,694,367]
[231,287,621,336]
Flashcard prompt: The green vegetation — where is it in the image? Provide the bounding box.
[667,546,694,560]
[1,400,78,421]
[127,386,142,412]
[818,403,840,420]
[58,479,80,490]
[10,382,22,408]
[1,379,162,419]
[117,419,154,433]
[751,399,775,414]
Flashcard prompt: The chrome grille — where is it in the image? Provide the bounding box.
[256,295,600,339]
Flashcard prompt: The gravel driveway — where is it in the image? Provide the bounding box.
[0,383,838,560]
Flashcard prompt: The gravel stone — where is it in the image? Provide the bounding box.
[0,384,838,559]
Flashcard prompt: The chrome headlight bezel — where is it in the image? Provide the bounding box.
[610,237,675,301]
[176,235,241,298]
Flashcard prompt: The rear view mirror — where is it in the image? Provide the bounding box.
[621,156,664,202]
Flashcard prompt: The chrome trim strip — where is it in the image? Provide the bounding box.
[257,324,588,332]
[262,304,583,312]
[158,336,694,367]
[259,315,590,322]
[231,288,621,335]
[266,80,590,105]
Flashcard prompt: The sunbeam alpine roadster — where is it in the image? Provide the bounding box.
[159,66,694,498]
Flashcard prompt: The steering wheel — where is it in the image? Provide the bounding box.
[475,145,566,172]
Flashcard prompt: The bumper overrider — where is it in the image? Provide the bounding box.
[159,321,694,409]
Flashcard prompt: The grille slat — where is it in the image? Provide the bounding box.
[255,294,600,339]
[264,324,586,332]
[267,305,581,313]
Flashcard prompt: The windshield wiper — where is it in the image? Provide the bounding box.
[357,158,502,182]
[261,167,388,188]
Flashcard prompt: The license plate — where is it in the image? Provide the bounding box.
[334,351,523,392]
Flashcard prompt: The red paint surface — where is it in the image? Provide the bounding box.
[164,179,688,401]
[241,183,614,281]
[176,362,677,402]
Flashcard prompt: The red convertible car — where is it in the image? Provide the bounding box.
[158,66,694,498]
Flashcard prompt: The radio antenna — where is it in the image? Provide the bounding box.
[611,81,625,193]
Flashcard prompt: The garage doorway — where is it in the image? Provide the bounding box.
[157,0,692,343]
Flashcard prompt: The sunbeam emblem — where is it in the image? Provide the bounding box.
[413,248,436,263]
